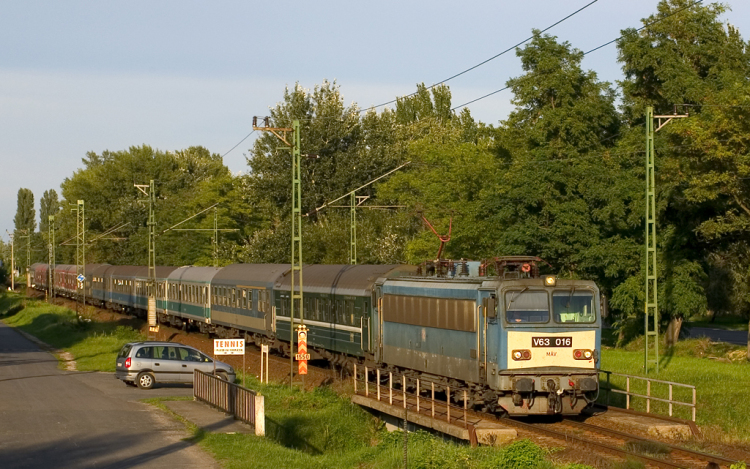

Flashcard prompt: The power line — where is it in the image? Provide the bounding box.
[451,0,705,111]
[222,129,256,158]
[360,0,601,113]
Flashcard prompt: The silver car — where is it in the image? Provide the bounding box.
[115,341,236,389]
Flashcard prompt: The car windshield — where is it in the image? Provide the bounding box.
[553,290,596,323]
[505,290,549,324]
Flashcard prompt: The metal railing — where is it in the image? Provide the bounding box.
[598,370,696,422]
[194,370,265,436]
[353,364,472,429]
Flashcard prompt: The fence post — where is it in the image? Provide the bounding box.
[353,364,357,394]
[402,375,406,409]
[416,379,420,413]
[463,390,467,428]
[646,380,651,414]
[626,377,630,410]
[365,366,369,397]
[254,394,265,436]
[389,372,393,405]
[668,384,673,417]
[431,382,435,418]
[377,369,381,401]
[447,386,451,423]
[692,388,696,422]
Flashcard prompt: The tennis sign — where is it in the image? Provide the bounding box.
[214,339,244,355]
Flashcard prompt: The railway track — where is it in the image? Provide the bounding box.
[31,292,750,468]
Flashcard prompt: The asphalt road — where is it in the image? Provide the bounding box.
[686,326,748,346]
[0,322,220,469]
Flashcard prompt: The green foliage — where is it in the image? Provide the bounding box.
[14,188,36,234]
[39,189,60,234]
[57,145,251,266]
[12,0,750,349]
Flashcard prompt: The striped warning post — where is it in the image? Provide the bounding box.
[297,325,308,375]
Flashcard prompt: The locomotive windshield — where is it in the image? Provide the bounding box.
[552,290,596,323]
[505,290,549,323]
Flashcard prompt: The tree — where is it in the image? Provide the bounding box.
[488,33,637,292]
[14,188,36,234]
[59,145,233,266]
[40,189,60,234]
[617,0,750,349]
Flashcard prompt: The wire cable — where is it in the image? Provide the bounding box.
[222,129,256,158]
[360,0,601,113]
[451,0,704,111]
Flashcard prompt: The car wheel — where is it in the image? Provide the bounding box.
[216,371,228,382]
[137,372,155,390]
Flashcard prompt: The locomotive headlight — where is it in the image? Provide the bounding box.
[512,350,531,361]
[583,350,592,359]
[544,276,556,287]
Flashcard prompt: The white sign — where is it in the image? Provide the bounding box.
[214,339,245,355]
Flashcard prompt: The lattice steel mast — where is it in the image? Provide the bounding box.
[644,106,688,374]
[48,215,55,299]
[135,180,158,335]
[253,117,304,387]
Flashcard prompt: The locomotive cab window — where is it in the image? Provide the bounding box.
[505,290,549,324]
[553,290,596,324]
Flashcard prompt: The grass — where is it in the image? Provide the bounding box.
[147,379,576,469]
[600,345,750,442]
[0,291,144,371]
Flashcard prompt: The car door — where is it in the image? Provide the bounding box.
[177,347,201,382]
[152,346,182,382]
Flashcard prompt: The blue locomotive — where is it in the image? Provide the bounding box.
[30,256,601,416]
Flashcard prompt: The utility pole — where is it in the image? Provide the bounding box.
[644,106,688,374]
[307,162,410,265]
[253,117,304,388]
[71,200,85,318]
[17,230,31,289]
[5,231,14,290]
[214,207,218,267]
[48,215,55,300]
[166,204,238,267]
[135,180,158,336]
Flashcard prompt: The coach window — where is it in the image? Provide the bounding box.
[505,290,549,324]
[553,290,596,324]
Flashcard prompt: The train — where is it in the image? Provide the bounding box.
[29,256,601,416]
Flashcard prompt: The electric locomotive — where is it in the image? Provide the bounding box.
[374,257,601,416]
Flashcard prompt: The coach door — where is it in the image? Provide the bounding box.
[479,290,497,384]
[374,286,384,361]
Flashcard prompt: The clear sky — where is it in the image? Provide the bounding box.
[2,0,749,239]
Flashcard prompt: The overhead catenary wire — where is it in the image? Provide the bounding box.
[451,0,705,111]
[360,0,601,113]
[221,129,256,158]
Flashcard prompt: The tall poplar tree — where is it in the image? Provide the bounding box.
[14,188,36,233]
[40,189,60,234]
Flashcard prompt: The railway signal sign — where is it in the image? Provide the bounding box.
[77,274,85,283]
[297,325,308,375]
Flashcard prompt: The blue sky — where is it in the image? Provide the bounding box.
[2,0,749,238]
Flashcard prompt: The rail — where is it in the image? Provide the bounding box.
[193,370,265,436]
[598,370,696,422]
[353,364,472,429]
